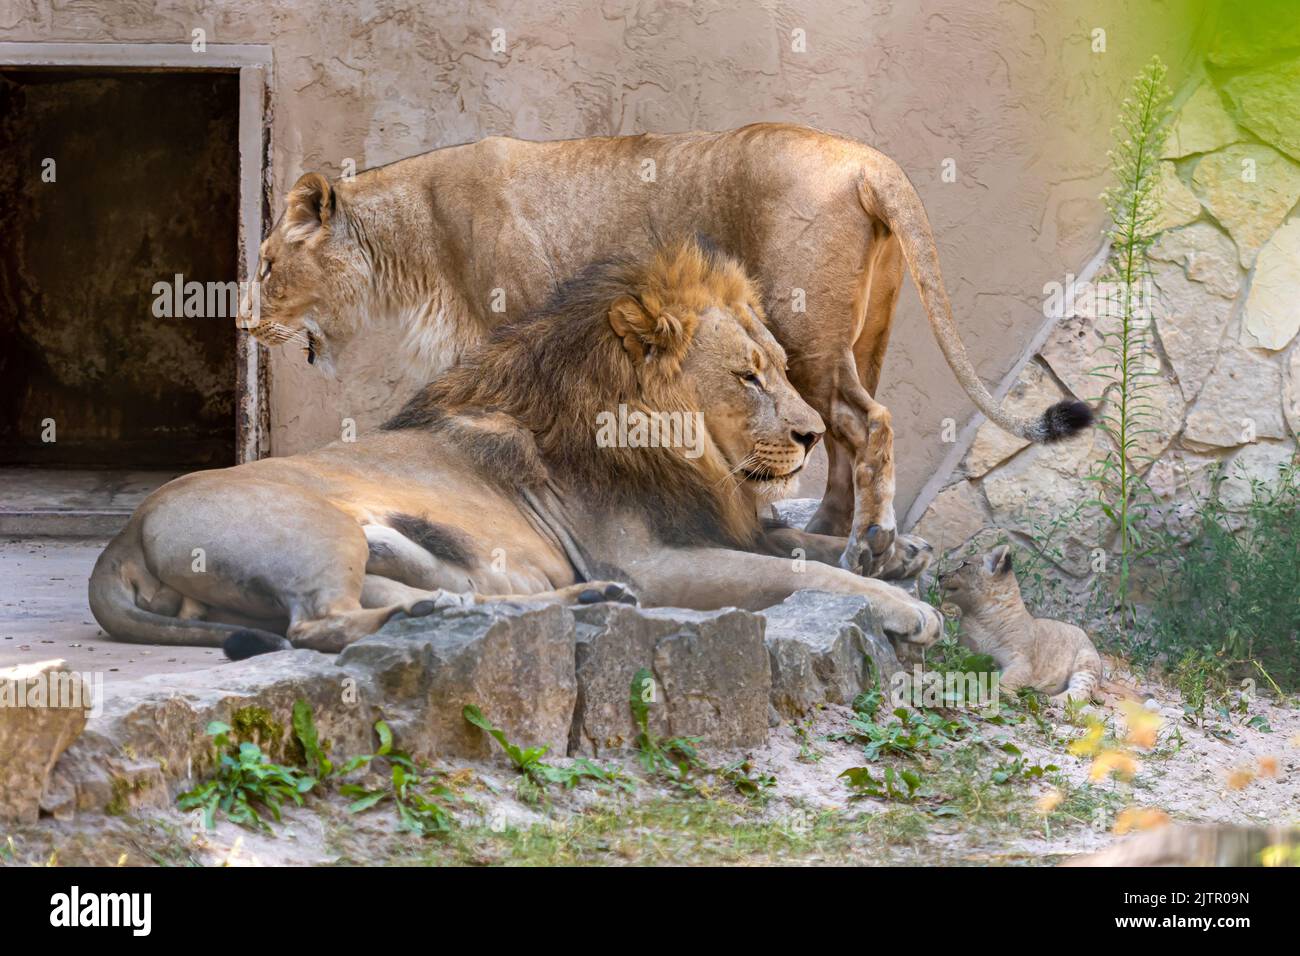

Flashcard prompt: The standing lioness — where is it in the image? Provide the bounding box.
[243,123,1089,575]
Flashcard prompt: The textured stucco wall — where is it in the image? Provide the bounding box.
[0,0,1209,516]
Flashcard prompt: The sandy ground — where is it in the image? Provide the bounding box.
[5,663,1295,867]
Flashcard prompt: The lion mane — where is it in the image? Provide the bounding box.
[383,237,766,550]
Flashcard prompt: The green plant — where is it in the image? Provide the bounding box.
[291,698,333,778]
[628,668,706,782]
[336,719,458,836]
[1087,55,1172,616]
[627,669,774,800]
[988,742,1058,784]
[177,721,316,831]
[179,701,462,837]
[840,765,924,801]
[1148,456,1300,692]
[462,704,632,803]
[831,706,965,760]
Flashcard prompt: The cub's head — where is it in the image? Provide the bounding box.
[938,544,1022,614]
[239,172,374,372]
[606,239,824,502]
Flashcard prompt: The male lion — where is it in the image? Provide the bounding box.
[92,238,942,657]
[244,123,1091,576]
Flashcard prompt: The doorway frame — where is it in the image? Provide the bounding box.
[0,41,273,463]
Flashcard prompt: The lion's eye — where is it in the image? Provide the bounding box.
[259,259,273,280]
[738,371,761,387]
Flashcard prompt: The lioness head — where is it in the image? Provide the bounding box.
[937,544,1022,614]
[239,173,372,371]
[605,241,824,502]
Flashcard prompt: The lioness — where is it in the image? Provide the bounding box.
[92,238,942,657]
[243,123,1090,575]
[938,545,1102,703]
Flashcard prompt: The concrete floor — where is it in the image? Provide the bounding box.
[0,536,224,678]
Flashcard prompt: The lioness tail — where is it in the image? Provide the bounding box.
[858,166,1093,445]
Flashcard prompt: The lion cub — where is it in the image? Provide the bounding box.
[939,545,1102,704]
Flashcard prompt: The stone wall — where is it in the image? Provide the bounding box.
[0,1,1207,518]
[911,18,1300,584]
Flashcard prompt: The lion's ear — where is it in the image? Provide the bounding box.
[608,295,692,365]
[284,172,334,243]
[608,295,653,362]
[983,544,1013,576]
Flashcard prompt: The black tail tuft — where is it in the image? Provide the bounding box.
[1037,399,1094,443]
[224,629,293,661]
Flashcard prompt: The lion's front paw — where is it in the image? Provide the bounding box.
[881,596,944,647]
[839,523,897,577]
[876,533,934,581]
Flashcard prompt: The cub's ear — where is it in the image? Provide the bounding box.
[284,172,334,243]
[983,544,1013,576]
[607,295,691,366]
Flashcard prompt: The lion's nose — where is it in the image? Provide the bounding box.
[792,428,821,451]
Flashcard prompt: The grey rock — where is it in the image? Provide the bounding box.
[569,603,769,755]
[1150,256,1237,402]
[0,661,89,823]
[1191,144,1300,267]
[1184,345,1286,448]
[50,604,578,814]
[50,650,367,816]
[341,602,577,761]
[769,497,821,530]
[1242,219,1300,351]
[760,589,903,719]
[1221,57,1300,163]
[912,480,992,556]
[1162,81,1240,159]
[1219,442,1297,511]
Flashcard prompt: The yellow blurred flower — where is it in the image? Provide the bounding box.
[1118,700,1162,749]
[1114,807,1170,834]
[1226,768,1255,790]
[1260,844,1300,867]
[1069,721,1105,757]
[1036,789,1064,813]
[1090,749,1138,782]
[1258,756,1279,779]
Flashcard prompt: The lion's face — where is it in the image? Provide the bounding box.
[938,544,1018,613]
[678,305,825,501]
[605,244,824,504]
[239,173,371,372]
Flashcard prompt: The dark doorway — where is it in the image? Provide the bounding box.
[0,69,240,470]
